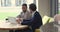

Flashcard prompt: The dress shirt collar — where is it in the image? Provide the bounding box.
[32,11,36,17]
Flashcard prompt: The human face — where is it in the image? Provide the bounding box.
[22,6,27,12]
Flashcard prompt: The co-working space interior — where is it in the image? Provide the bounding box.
[0,0,59,32]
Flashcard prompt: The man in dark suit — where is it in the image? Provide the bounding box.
[16,3,42,32]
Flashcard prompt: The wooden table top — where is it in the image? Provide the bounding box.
[0,20,28,30]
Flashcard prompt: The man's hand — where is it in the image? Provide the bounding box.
[16,18,21,24]
[16,18,23,24]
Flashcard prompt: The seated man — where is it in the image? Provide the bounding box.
[16,3,42,32]
[17,3,31,20]
[9,4,31,32]
[40,14,60,32]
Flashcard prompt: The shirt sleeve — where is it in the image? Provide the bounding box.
[16,12,22,18]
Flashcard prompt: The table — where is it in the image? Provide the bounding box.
[0,20,28,30]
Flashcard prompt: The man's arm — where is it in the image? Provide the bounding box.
[21,12,42,26]
[21,12,42,29]
[17,12,22,18]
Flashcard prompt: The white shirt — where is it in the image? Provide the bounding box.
[20,11,36,23]
[31,11,36,17]
[17,11,31,20]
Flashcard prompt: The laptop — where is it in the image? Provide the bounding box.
[6,17,17,24]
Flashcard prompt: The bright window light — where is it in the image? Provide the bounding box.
[0,0,34,20]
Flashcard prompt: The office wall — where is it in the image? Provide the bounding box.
[38,0,50,17]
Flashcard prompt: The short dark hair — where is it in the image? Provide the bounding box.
[22,4,27,7]
[29,3,37,11]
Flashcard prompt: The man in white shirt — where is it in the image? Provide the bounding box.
[9,4,31,32]
[17,4,31,20]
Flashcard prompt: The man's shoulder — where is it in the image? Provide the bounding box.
[34,11,41,17]
[20,12,23,14]
[26,10,29,12]
[26,11,31,15]
[35,11,40,14]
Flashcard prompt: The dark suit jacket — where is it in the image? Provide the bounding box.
[21,11,42,32]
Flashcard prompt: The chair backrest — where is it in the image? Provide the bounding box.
[49,18,54,23]
[42,16,50,25]
[42,16,54,25]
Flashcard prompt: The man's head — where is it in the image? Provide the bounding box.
[22,4,27,12]
[29,3,37,13]
[54,14,60,24]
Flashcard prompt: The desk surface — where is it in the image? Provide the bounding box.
[0,20,28,30]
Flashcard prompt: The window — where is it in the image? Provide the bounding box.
[0,0,23,20]
[26,0,38,11]
[1,0,23,7]
[1,0,11,7]
[15,0,23,6]
[58,0,60,13]
[0,0,34,20]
